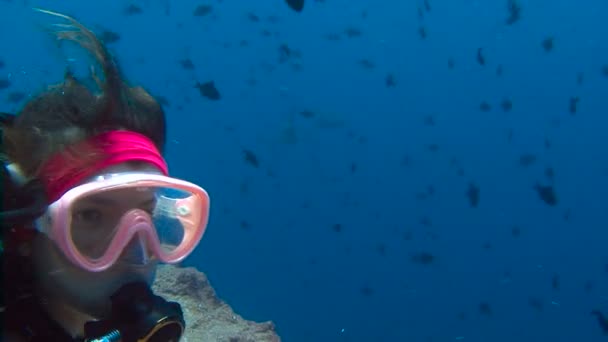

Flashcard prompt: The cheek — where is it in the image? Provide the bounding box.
[31,235,158,315]
[31,234,69,279]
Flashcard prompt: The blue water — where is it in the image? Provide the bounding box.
[1,0,608,341]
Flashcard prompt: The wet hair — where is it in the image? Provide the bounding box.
[1,9,166,179]
[0,10,168,315]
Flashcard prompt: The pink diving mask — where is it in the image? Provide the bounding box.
[37,172,210,272]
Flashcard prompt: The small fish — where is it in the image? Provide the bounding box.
[411,251,435,265]
[479,302,492,316]
[324,33,342,41]
[602,65,608,78]
[418,26,427,39]
[124,4,143,16]
[247,12,260,22]
[285,0,304,12]
[423,115,435,126]
[360,286,373,296]
[385,73,396,87]
[447,58,455,69]
[155,96,170,108]
[6,91,26,103]
[299,110,315,118]
[100,30,121,44]
[569,96,580,115]
[591,310,608,335]
[519,154,536,167]
[534,183,558,206]
[501,98,513,112]
[528,297,543,312]
[344,27,362,38]
[279,44,292,63]
[426,143,439,152]
[423,0,431,12]
[496,64,504,77]
[376,243,387,256]
[577,72,585,85]
[542,36,554,52]
[358,59,375,69]
[477,48,486,66]
[552,273,560,290]
[417,6,425,19]
[545,167,555,180]
[179,59,195,70]
[243,149,259,168]
[506,0,522,25]
[479,101,492,112]
[467,182,480,208]
[0,78,11,90]
[193,5,213,17]
[195,81,221,100]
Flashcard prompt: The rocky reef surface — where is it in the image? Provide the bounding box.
[153,264,281,342]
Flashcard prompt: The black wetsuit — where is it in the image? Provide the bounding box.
[0,116,84,341]
[1,294,78,341]
[0,154,74,340]
[1,251,79,341]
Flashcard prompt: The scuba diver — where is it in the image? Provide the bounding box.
[1,9,210,342]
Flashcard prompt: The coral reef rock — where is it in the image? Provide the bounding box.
[153,264,281,342]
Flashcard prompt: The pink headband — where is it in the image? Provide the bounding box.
[39,130,168,202]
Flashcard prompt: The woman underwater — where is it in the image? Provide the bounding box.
[0,9,210,341]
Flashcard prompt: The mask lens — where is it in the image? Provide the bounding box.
[67,185,198,260]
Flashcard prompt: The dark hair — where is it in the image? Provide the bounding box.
[0,10,169,320]
[1,9,166,179]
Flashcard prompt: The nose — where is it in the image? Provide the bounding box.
[119,233,153,266]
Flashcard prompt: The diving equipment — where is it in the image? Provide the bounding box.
[0,163,48,229]
[36,172,210,272]
[0,111,49,229]
[83,281,185,342]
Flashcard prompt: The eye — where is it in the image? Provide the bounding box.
[74,208,103,224]
[140,199,157,216]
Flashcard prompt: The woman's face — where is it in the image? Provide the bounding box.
[31,163,162,318]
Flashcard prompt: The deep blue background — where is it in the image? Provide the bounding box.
[1,1,608,341]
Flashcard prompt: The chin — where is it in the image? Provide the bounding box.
[96,260,159,292]
[55,261,159,318]
[101,263,159,314]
